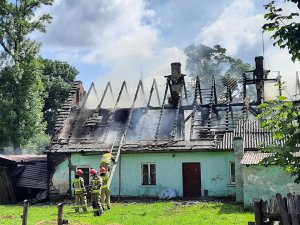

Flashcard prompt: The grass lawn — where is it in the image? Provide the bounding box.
[0,201,253,225]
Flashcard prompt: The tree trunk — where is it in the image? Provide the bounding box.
[13,143,22,155]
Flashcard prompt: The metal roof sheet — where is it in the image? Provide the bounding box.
[241,151,300,165]
[0,155,47,190]
[0,154,46,163]
[16,161,48,189]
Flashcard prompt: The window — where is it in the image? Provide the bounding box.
[142,163,156,185]
[76,166,90,186]
[229,161,235,184]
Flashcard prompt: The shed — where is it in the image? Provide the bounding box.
[0,154,48,203]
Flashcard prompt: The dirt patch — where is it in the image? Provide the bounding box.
[36,221,57,225]
[0,215,19,219]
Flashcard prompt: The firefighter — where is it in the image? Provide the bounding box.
[100,166,111,210]
[90,169,103,216]
[73,169,87,212]
[100,149,116,172]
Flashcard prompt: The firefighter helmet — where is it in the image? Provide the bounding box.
[100,167,107,173]
[76,169,83,176]
[90,169,97,175]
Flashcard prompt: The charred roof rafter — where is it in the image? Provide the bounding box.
[188,76,202,140]
[154,81,170,142]
[97,82,115,110]
[147,79,161,107]
[102,81,130,142]
[81,82,99,109]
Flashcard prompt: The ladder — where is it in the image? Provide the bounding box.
[107,133,125,187]
[107,80,146,187]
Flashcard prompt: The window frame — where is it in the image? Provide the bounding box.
[141,162,156,186]
[229,161,235,185]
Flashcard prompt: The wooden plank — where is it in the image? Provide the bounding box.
[263,200,268,213]
[287,193,299,225]
[263,212,281,220]
[58,203,64,225]
[295,195,300,216]
[254,200,264,225]
[274,199,279,213]
[270,199,274,213]
[22,200,29,225]
[276,193,291,225]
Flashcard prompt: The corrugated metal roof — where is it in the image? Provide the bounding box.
[0,154,46,163]
[49,81,284,153]
[0,155,47,190]
[241,151,300,165]
[240,151,273,165]
[216,120,280,150]
[49,118,281,153]
[16,161,47,189]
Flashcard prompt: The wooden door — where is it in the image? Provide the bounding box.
[182,163,201,197]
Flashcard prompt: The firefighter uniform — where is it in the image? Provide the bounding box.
[90,170,103,216]
[100,167,111,210]
[73,176,87,212]
[100,152,115,172]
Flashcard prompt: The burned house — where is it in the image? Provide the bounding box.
[47,56,291,207]
[0,154,47,203]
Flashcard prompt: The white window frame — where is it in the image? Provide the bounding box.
[141,163,156,186]
[229,161,235,185]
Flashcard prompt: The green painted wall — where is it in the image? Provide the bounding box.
[112,152,235,197]
[243,165,300,209]
[51,151,236,198]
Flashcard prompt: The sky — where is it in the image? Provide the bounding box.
[33,0,300,98]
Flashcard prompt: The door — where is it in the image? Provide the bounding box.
[182,163,201,197]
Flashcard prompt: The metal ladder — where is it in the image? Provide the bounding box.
[107,133,125,187]
[107,80,146,187]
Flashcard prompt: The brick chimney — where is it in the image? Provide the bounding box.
[166,62,185,106]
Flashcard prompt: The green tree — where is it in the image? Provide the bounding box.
[263,0,300,61]
[0,0,53,151]
[257,95,300,182]
[184,43,252,100]
[41,58,79,135]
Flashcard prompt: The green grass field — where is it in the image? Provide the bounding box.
[0,201,253,225]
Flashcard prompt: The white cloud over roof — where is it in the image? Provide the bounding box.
[33,0,299,97]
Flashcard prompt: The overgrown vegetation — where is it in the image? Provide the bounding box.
[41,58,79,135]
[257,0,300,182]
[0,1,78,152]
[263,0,300,61]
[257,95,300,182]
[0,0,53,152]
[0,201,253,225]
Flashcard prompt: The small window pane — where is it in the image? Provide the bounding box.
[230,162,235,183]
[142,164,149,185]
[150,164,156,185]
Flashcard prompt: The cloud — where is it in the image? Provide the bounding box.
[197,0,264,56]
[34,0,186,94]
[33,0,188,105]
[196,0,300,96]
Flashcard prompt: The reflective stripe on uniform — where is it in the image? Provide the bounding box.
[91,176,102,194]
[74,178,85,194]
[101,174,109,189]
